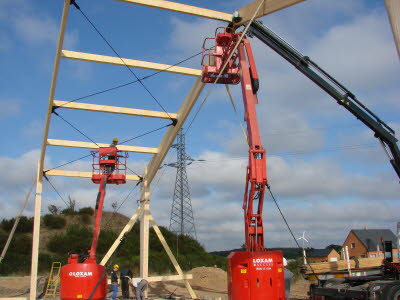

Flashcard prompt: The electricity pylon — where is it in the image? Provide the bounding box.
[162,129,202,239]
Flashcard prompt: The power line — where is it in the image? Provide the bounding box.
[71,1,174,121]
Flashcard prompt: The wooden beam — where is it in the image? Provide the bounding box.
[100,205,143,266]
[116,0,232,22]
[106,274,192,284]
[235,0,305,26]
[61,50,202,77]
[44,169,141,181]
[53,100,177,120]
[144,274,193,282]
[149,214,197,299]
[30,1,71,299]
[385,0,400,59]
[145,78,205,186]
[47,139,158,154]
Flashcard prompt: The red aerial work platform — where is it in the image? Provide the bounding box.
[201,28,286,300]
[60,146,128,300]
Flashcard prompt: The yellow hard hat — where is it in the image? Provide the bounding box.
[113,264,119,269]
[112,138,119,143]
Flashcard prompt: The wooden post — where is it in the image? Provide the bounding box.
[29,1,71,299]
[140,169,151,282]
[385,0,400,59]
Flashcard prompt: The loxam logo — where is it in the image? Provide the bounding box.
[69,271,93,277]
[253,258,273,263]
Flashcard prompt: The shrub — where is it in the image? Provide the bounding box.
[78,207,94,215]
[61,208,76,215]
[287,258,304,277]
[1,216,33,233]
[80,214,91,225]
[43,214,66,229]
[47,224,92,255]
[97,230,118,255]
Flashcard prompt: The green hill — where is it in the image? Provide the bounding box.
[0,210,225,276]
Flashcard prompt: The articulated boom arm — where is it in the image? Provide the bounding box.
[201,29,269,252]
[248,21,400,180]
[238,39,268,252]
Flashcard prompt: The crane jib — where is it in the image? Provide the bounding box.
[248,21,400,181]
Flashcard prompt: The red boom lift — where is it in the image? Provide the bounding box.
[202,27,286,300]
[60,146,128,300]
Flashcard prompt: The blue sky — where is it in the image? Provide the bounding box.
[1,0,399,251]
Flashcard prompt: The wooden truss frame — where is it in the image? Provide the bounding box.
[27,0,207,299]
[23,0,400,299]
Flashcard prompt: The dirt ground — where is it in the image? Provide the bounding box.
[0,267,309,299]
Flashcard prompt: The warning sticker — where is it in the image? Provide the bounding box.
[241,269,247,274]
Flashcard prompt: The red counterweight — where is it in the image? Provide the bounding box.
[228,251,286,300]
[202,29,286,300]
[60,147,128,300]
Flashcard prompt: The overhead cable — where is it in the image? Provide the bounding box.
[70,1,174,121]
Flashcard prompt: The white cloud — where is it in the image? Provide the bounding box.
[13,15,78,48]
[0,0,78,49]
[308,13,399,94]
[146,148,400,250]
[169,17,220,56]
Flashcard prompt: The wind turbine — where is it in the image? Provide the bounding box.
[297,231,309,264]
[297,231,309,249]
